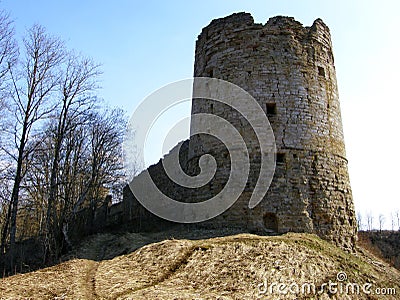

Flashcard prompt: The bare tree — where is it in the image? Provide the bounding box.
[391,212,395,232]
[44,53,100,259]
[0,24,65,266]
[396,210,400,231]
[0,14,129,271]
[23,117,87,244]
[378,214,385,233]
[72,108,126,212]
[356,211,363,231]
[0,10,18,109]
[366,212,373,231]
[0,11,18,251]
[23,107,126,259]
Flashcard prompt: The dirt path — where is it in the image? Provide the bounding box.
[83,260,100,299]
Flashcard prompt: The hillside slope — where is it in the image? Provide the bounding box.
[358,231,400,270]
[0,233,399,299]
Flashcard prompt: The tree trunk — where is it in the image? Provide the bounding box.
[7,127,28,270]
[0,199,12,254]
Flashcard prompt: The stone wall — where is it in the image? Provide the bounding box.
[68,196,125,242]
[123,13,357,250]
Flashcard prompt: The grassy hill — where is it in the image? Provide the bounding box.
[0,231,399,299]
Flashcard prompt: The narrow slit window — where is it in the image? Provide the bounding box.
[318,66,325,77]
[266,103,277,116]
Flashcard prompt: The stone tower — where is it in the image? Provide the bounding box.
[187,13,357,249]
[123,12,357,250]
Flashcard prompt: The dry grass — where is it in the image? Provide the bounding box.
[0,259,97,299]
[1,232,399,299]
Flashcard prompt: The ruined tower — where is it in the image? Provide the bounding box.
[188,13,357,248]
[123,12,357,250]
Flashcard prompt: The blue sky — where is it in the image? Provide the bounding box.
[2,0,400,228]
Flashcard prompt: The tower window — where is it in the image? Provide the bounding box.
[318,66,325,77]
[266,103,277,116]
[276,153,285,163]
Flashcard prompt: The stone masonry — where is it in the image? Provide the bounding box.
[123,13,357,250]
